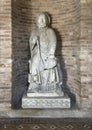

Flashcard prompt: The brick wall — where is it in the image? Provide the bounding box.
[80,0,92,108]
[0,0,92,109]
[12,0,30,108]
[0,0,12,108]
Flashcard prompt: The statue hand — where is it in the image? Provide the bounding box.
[33,36,38,44]
[49,54,55,59]
[45,57,56,69]
[31,36,38,50]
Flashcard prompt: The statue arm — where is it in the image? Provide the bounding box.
[29,30,38,52]
[49,29,57,58]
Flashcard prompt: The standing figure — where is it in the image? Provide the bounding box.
[28,12,63,94]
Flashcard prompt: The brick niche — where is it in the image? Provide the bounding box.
[0,0,92,110]
[12,0,81,108]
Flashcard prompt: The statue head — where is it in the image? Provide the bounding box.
[36,12,50,28]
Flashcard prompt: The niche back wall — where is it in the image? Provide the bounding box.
[12,0,81,108]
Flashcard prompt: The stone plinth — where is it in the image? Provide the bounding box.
[22,94,71,108]
[27,92,64,97]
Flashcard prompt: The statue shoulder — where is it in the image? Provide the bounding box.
[29,27,38,40]
[47,28,56,40]
[47,28,56,36]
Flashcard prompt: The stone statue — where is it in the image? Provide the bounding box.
[28,12,63,95]
[22,12,71,108]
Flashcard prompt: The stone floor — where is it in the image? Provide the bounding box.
[0,108,92,118]
[0,117,92,130]
[0,108,92,130]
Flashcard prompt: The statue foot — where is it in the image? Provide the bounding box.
[28,83,40,93]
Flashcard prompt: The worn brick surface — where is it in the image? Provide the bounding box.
[80,0,92,108]
[0,0,12,108]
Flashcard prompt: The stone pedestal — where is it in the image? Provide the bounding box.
[22,93,71,109]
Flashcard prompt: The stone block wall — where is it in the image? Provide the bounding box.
[0,0,12,108]
[0,0,92,110]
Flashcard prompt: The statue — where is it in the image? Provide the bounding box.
[22,12,71,108]
[28,12,63,95]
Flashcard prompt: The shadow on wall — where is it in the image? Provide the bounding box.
[12,30,30,108]
[54,28,76,108]
[12,1,30,109]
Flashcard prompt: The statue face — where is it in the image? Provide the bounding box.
[37,14,47,28]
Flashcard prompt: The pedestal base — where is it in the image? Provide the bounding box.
[22,95,71,109]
